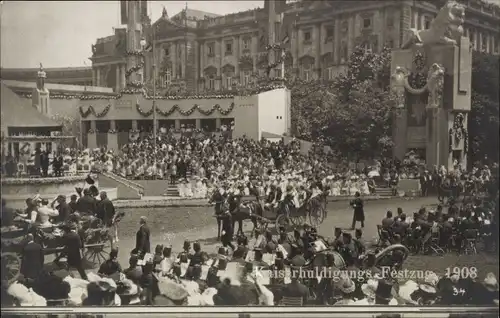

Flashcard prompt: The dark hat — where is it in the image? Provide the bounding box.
[218,247,228,256]
[355,229,362,236]
[375,280,394,301]
[110,247,119,258]
[193,241,201,251]
[276,251,284,259]
[163,246,172,258]
[154,244,164,254]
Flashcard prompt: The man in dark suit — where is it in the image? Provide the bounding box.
[51,195,71,223]
[381,211,395,230]
[76,188,97,215]
[62,223,88,280]
[20,234,44,281]
[135,216,151,257]
[40,150,50,177]
[392,213,409,237]
[420,172,429,197]
[96,191,115,226]
[350,192,365,229]
[281,269,310,304]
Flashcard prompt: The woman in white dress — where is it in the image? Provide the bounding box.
[349,176,360,195]
[359,176,370,195]
[331,179,341,196]
[185,179,194,197]
[177,179,186,197]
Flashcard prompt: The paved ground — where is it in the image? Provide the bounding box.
[104,196,498,280]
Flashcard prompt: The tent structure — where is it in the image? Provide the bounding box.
[0,82,62,135]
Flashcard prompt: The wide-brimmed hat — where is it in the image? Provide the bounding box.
[361,279,378,298]
[419,272,439,294]
[338,276,356,294]
[483,273,499,292]
[158,279,189,301]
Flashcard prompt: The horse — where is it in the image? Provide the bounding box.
[209,190,227,240]
[230,196,264,237]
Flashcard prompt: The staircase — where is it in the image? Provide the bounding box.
[100,172,144,199]
[133,171,192,197]
[374,186,394,197]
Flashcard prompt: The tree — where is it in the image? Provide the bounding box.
[51,114,80,148]
[469,52,499,163]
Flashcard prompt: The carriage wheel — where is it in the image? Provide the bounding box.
[290,215,305,227]
[1,252,21,285]
[275,214,291,231]
[83,236,114,267]
[308,203,326,228]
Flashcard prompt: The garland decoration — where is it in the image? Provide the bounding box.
[135,102,235,117]
[125,50,145,89]
[136,102,154,117]
[79,104,111,118]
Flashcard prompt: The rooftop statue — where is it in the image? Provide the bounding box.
[402,0,465,49]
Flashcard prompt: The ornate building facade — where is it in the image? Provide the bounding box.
[90,0,500,93]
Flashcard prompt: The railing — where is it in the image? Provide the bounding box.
[101,171,144,196]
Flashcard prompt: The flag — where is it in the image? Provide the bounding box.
[120,0,127,25]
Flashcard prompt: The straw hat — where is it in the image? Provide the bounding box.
[361,279,378,298]
[483,273,499,292]
[419,272,439,294]
[338,275,356,294]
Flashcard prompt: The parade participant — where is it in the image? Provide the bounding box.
[36,198,59,228]
[124,255,143,285]
[20,234,44,281]
[51,195,71,224]
[98,248,122,278]
[340,232,358,266]
[189,241,204,266]
[287,244,306,267]
[152,244,164,269]
[382,211,395,230]
[76,188,97,215]
[139,261,157,305]
[233,236,249,262]
[220,211,235,251]
[96,191,115,227]
[252,248,269,269]
[350,192,365,229]
[61,222,88,280]
[134,216,151,257]
[159,246,173,275]
[281,266,310,305]
[68,194,78,213]
[353,229,366,256]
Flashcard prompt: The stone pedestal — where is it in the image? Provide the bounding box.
[107,133,118,152]
[87,133,97,149]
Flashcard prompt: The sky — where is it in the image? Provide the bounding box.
[1,0,499,69]
[0,1,262,69]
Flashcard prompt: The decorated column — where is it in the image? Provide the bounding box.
[195,119,201,130]
[88,121,97,150]
[107,120,118,152]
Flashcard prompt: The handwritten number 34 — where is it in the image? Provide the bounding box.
[453,287,466,296]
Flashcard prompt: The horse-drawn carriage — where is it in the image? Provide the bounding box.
[1,216,115,285]
[214,191,328,236]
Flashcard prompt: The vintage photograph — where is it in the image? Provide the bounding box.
[0,0,499,316]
